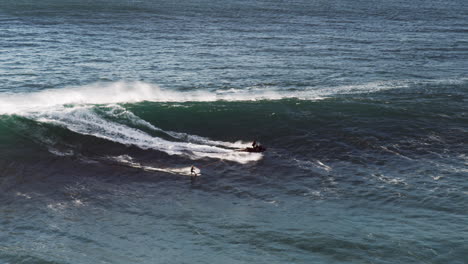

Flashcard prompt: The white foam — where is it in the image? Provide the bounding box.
[0,79,422,115]
[373,173,407,186]
[0,81,288,114]
[48,148,74,157]
[293,158,332,172]
[3,79,459,162]
[102,104,247,148]
[110,155,201,176]
[30,106,261,164]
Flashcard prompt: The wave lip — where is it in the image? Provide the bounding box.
[0,81,318,114]
[0,81,168,114]
[0,78,444,115]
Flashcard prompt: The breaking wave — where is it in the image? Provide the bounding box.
[0,78,465,164]
[0,79,451,115]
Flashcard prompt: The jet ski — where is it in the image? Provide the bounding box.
[236,145,266,153]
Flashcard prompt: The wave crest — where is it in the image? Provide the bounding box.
[0,79,441,114]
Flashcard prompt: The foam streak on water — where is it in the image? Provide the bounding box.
[30,106,261,163]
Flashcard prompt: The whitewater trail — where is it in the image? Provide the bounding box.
[101,104,248,149]
[107,155,202,176]
[27,105,262,164]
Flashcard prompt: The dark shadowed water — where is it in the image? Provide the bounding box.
[0,0,467,263]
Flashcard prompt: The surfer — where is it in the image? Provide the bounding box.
[190,165,197,182]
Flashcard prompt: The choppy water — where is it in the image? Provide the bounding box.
[0,0,467,263]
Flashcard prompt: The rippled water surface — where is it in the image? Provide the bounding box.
[0,0,467,263]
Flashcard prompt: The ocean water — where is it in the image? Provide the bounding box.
[0,0,467,263]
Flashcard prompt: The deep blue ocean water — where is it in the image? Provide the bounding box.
[0,0,467,263]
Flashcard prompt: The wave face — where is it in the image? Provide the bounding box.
[0,80,468,264]
[1,0,467,263]
[1,79,465,163]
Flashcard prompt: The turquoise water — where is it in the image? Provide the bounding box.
[0,0,467,263]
